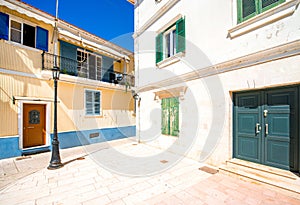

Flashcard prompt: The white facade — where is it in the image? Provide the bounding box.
[134,0,300,168]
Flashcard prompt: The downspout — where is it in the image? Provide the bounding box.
[54,0,59,67]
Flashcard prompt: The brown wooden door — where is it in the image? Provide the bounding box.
[23,104,46,148]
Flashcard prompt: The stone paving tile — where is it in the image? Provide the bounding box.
[0,139,300,205]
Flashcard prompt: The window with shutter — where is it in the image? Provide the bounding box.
[237,0,285,23]
[155,17,185,64]
[0,12,9,40]
[5,16,49,51]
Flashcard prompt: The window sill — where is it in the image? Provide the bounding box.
[228,0,299,39]
[7,40,43,53]
[84,115,103,118]
[156,52,185,69]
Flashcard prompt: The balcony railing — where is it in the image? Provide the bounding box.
[42,52,135,87]
[42,52,78,76]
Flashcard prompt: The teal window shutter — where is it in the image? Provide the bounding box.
[36,26,48,51]
[261,0,285,12]
[0,12,9,40]
[156,33,163,63]
[238,0,257,23]
[237,0,285,23]
[176,17,185,53]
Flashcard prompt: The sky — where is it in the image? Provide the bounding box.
[21,0,134,51]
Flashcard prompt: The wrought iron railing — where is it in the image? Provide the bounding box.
[42,52,78,76]
[41,52,135,87]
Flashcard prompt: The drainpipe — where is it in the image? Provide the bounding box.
[54,0,59,67]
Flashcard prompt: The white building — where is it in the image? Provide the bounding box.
[130,0,300,190]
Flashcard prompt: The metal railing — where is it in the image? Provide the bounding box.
[42,52,135,87]
[42,52,78,76]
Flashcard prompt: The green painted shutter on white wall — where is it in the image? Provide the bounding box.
[261,0,285,12]
[161,97,179,136]
[156,33,163,63]
[169,97,179,136]
[176,18,185,53]
[237,0,285,23]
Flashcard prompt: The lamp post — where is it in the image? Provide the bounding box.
[48,66,63,169]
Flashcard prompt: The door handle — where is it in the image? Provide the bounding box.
[256,123,261,134]
[265,124,269,135]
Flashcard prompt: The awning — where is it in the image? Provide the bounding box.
[58,28,130,60]
[1,0,55,26]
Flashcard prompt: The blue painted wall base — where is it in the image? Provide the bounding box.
[0,126,136,160]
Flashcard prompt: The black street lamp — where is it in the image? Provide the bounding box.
[48,66,63,169]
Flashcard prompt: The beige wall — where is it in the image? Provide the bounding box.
[0,73,135,137]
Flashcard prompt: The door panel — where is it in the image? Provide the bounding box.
[234,87,299,171]
[23,104,46,148]
[234,93,261,163]
[264,88,298,170]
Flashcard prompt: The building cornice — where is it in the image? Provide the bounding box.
[133,0,180,38]
[138,40,300,92]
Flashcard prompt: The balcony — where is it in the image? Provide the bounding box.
[42,52,134,87]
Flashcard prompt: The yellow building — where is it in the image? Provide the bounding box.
[0,0,135,159]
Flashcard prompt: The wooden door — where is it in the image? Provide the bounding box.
[23,104,46,148]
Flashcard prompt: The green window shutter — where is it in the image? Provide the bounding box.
[161,98,170,135]
[237,0,258,23]
[261,0,285,12]
[170,97,179,137]
[156,33,163,63]
[176,17,185,53]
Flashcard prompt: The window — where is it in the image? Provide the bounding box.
[0,13,48,51]
[23,23,35,48]
[164,27,176,58]
[10,20,21,43]
[237,0,285,23]
[85,90,101,116]
[156,17,185,64]
[77,50,102,81]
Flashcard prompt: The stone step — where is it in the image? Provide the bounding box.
[219,159,300,196]
[227,158,298,180]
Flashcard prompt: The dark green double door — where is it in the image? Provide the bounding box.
[234,87,299,171]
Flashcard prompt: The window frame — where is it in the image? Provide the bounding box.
[77,49,102,81]
[84,89,102,116]
[9,17,36,48]
[237,0,286,23]
[156,17,185,65]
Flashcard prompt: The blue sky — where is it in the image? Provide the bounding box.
[22,0,134,51]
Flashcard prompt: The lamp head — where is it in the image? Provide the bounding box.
[52,67,60,80]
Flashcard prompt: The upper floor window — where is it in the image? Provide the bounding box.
[77,50,102,81]
[0,12,48,51]
[237,0,285,23]
[156,17,185,64]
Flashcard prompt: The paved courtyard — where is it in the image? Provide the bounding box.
[0,138,300,205]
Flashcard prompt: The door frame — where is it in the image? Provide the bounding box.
[18,101,51,150]
[233,85,299,172]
